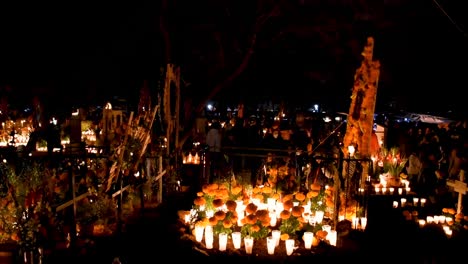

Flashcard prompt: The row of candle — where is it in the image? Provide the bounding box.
[194,225,338,255]
[392,197,427,208]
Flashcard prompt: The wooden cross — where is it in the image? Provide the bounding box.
[446,170,468,214]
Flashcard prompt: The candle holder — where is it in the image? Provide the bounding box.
[285,239,295,256]
[232,232,242,249]
[303,231,314,249]
[244,236,254,254]
[266,236,276,255]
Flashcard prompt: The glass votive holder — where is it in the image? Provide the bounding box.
[266,236,276,255]
[244,236,254,254]
[285,239,295,256]
[232,231,242,249]
[194,225,204,242]
[303,231,314,249]
[218,233,228,251]
[360,217,367,230]
[420,198,427,207]
[272,230,281,247]
[400,198,407,207]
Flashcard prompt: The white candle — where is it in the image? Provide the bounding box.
[194,225,204,242]
[244,236,254,254]
[266,236,276,255]
[232,231,242,249]
[360,217,367,230]
[418,219,426,227]
[272,230,281,247]
[219,233,228,251]
[269,213,277,227]
[389,187,394,194]
[420,198,426,207]
[393,201,398,208]
[303,231,314,249]
[328,230,337,246]
[205,225,213,249]
[413,197,419,206]
[285,239,295,256]
[315,211,324,223]
[400,198,407,207]
[398,188,403,195]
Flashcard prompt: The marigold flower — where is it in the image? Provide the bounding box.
[246,214,257,225]
[316,230,327,239]
[272,193,280,200]
[283,200,294,211]
[196,191,204,197]
[291,206,303,217]
[306,191,314,199]
[254,193,264,201]
[226,200,237,212]
[280,233,289,241]
[253,186,261,194]
[261,218,271,227]
[209,216,218,226]
[295,192,306,202]
[448,208,456,215]
[230,215,238,224]
[442,208,449,213]
[309,190,319,198]
[262,186,273,194]
[214,210,226,220]
[213,198,225,208]
[194,197,206,206]
[246,203,258,215]
[217,189,230,200]
[280,210,291,220]
[251,224,261,232]
[310,183,321,191]
[223,219,233,228]
[256,209,270,222]
[231,185,243,195]
[282,194,294,202]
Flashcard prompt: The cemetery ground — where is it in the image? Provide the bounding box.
[39,190,468,264]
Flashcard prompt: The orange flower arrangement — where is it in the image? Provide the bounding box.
[240,205,271,239]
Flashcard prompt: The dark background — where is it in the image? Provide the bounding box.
[0,0,467,116]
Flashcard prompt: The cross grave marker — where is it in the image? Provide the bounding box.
[446,170,468,214]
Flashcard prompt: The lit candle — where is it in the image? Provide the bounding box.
[328,230,337,246]
[205,225,213,249]
[285,239,295,256]
[418,219,426,227]
[393,201,398,208]
[272,230,281,247]
[360,217,367,230]
[232,231,242,249]
[413,197,419,206]
[420,198,426,207]
[315,211,324,224]
[219,233,228,251]
[266,236,276,255]
[398,188,403,195]
[269,212,277,227]
[400,198,407,207]
[303,231,314,249]
[194,225,204,242]
[244,236,254,254]
[389,187,394,194]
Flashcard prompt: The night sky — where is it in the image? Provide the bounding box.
[0,1,467,116]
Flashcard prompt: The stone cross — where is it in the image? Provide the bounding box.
[446,170,468,214]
